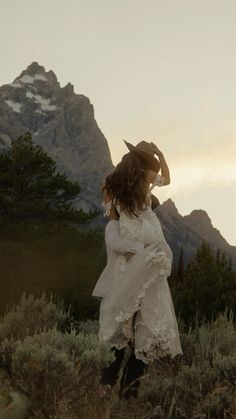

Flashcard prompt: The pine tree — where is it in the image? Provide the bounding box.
[174,240,219,325]
[176,245,184,283]
[216,248,221,266]
[215,248,232,275]
[0,131,99,225]
[173,239,236,327]
[168,260,177,289]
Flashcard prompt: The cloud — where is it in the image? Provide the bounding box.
[168,142,236,196]
[155,116,236,194]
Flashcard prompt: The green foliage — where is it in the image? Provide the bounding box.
[139,310,236,419]
[213,354,236,384]
[0,131,99,225]
[0,292,114,418]
[77,318,99,334]
[0,290,71,376]
[176,244,184,283]
[0,131,106,321]
[0,390,28,419]
[0,290,71,341]
[0,293,236,418]
[172,240,236,328]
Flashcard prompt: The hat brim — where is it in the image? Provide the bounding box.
[124,140,160,172]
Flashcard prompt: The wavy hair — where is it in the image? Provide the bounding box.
[102,151,150,217]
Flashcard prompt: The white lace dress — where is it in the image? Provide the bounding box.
[98,174,183,364]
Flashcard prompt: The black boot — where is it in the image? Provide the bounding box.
[100,346,126,388]
[118,346,146,400]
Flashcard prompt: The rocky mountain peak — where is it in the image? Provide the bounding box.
[161,198,180,215]
[20,61,47,75]
[158,198,182,222]
[61,82,74,95]
[13,61,60,90]
[0,61,114,209]
[157,202,236,270]
[182,209,234,253]
[183,209,213,233]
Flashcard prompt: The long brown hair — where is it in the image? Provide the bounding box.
[102,151,150,217]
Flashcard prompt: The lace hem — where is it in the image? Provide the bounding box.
[98,247,178,362]
[134,335,184,364]
[101,322,184,364]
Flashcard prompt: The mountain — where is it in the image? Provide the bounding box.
[183,209,230,252]
[0,61,235,270]
[155,199,236,270]
[0,61,114,212]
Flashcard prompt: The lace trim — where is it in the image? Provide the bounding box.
[118,315,183,363]
[99,248,174,355]
[101,318,183,364]
[98,245,181,361]
[134,333,184,364]
[121,316,135,342]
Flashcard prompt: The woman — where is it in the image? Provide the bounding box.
[93,216,147,400]
[92,140,183,399]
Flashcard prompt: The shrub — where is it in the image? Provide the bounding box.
[0,289,71,341]
[0,292,113,417]
[138,310,236,418]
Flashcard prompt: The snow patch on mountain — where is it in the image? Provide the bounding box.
[26,90,58,111]
[5,99,22,113]
[19,74,48,84]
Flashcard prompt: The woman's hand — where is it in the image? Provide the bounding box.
[150,142,163,157]
[125,244,148,261]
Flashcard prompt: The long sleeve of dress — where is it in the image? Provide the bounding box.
[105,220,145,255]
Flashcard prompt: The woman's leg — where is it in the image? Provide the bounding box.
[100,346,126,387]
[119,343,146,399]
[119,312,147,399]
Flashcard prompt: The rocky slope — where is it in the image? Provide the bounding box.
[156,199,236,270]
[0,61,114,212]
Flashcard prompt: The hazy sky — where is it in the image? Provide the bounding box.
[1,0,236,244]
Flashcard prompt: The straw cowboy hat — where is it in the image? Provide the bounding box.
[123,140,160,173]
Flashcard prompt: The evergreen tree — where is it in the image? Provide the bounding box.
[0,131,99,225]
[173,239,234,327]
[215,248,232,275]
[171,261,177,281]
[168,260,177,289]
[216,248,220,266]
[176,245,184,283]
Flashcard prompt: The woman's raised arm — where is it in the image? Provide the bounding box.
[150,142,170,185]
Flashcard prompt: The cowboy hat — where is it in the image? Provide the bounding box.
[123,140,160,173]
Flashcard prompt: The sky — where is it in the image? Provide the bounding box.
[0,0,236,245]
